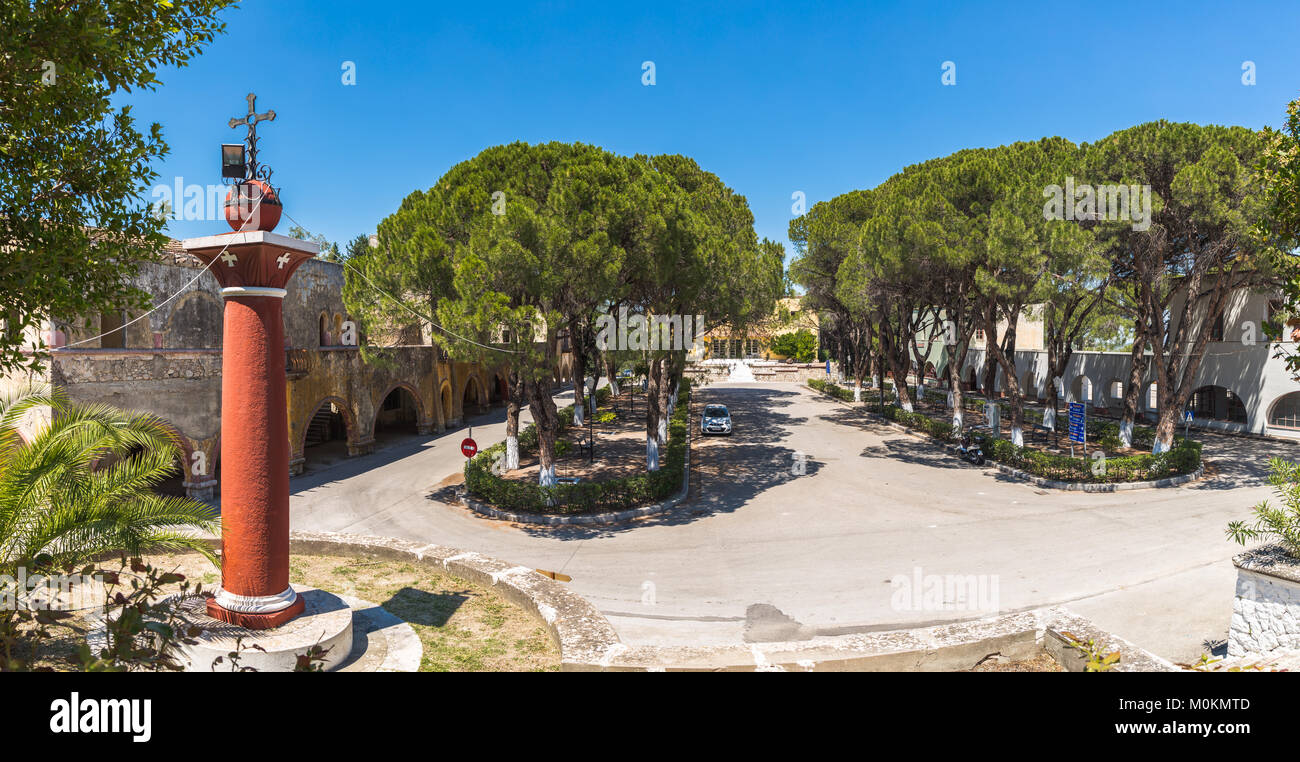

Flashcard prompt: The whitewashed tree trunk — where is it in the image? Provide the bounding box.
[1119,419,1134,449]
[646,435,660,471]
[986,403,1000,438]
[574,403,584,426]
[505,434,519,470]
[853,382,861,402]
[1043,408,1055,432]
[1010,426,1024,447]
[657,416,668,445]
[538,463,556,486]
[947,390,954,409]
[953,408,963,430]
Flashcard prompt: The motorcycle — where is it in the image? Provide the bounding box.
[955,426,986,466]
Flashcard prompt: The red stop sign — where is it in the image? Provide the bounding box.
[461,438,478,458]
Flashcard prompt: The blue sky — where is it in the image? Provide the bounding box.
[124,0,1300,263]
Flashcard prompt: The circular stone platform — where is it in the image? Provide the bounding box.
[176,586,354,672]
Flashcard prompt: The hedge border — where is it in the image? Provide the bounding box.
[806,380,1204,491]
[461,382,693,521]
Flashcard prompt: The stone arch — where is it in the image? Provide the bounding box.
[318,311,331,347]
[1100,378,1125,409]
[461,373,487,415]
[1069,375,1093,405]
[964,365,978,392]
[298,395,359,458]
[439,380,454,423]
[489,372,509,404]
[371,382,427,440]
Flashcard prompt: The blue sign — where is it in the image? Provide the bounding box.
[1184,410,1194,423]
[1067,402,1086,444]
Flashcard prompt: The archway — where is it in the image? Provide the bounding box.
[318,311,331,347]
[490,373,508,405]
[964,366,978,392]
[440,381,453,423]
[373,384,422,442]
[462,375,485,418]
[1101,379,1124,409]
[1069,375,1093,405]
[301,397,355,465]
[1190,385,1247,424]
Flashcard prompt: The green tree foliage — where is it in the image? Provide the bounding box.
[1088,122,1278,451]
[768,329,817,362]
[0,0,237,373]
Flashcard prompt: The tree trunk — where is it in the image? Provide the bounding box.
[1118,320,1148,449]
[946,351,965,430]
[645,356,662,471]
[505,370,524,470]
[527,379,560,486]
[572,347,586,426]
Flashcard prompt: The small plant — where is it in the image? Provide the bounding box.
[80,556,207,672]
[1059,631,1120,672]
[1227,458,1300,558]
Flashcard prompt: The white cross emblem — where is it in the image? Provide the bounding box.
[276,253,291,269]
[221,251,238,266]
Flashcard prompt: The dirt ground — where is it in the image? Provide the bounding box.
[14,551,559,672]
[502,389,675,483]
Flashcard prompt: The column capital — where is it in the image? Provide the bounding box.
[183,231,318,290]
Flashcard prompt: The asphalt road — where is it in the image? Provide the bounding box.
[287,382,1295,662]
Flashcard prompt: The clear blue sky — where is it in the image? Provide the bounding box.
[123,0,1300,264]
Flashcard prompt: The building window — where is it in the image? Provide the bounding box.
[1271,392,1300,430]
[974,328,985,343]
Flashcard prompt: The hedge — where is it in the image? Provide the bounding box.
[809,379,1201,483]
[464,380,692,514]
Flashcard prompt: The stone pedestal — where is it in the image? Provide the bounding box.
[176,587,354,672]
[184,231,317,629]
[1228,546,1300,658]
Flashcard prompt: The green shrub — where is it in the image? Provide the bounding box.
[872,402,1200,483]
[1228,458,1300,558]
[465,380,693,514]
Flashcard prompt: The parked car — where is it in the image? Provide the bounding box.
[701,404,732,436]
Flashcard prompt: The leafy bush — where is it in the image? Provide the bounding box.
[1228,458,1300,558]
[465,380,692,514]
[768,329,817,362]
[875,402,1200,483]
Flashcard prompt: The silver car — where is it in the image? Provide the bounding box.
[701,404,732,435]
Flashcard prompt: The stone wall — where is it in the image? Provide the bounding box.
[1229,547,1300,657]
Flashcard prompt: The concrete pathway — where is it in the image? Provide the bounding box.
[288,381,1294,663]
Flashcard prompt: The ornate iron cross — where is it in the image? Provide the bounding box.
[228,93,276,181]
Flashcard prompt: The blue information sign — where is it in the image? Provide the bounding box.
[1067,402,1086,445]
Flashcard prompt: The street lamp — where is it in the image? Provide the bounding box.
[221,143,246,179]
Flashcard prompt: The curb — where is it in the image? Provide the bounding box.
[804,384,1203,492]
[286,531,623,671]
[458,411,693,526]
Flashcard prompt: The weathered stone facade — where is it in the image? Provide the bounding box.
[7,243,512,499]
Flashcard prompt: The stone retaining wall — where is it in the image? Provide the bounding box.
[1229,546,1300,657]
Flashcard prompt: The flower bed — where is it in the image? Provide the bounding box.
[464,381,690,514]
[808,379,1202,484]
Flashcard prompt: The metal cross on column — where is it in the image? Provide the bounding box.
[228,92,276,181]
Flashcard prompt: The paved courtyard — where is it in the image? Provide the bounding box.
[287,381,1297,663]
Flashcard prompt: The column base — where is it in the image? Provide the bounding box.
[206,594,306,630]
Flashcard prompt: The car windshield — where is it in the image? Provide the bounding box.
[704,406,728,417]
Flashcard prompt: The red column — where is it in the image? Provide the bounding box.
[206,288,302,628]
[183,232,316,630]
